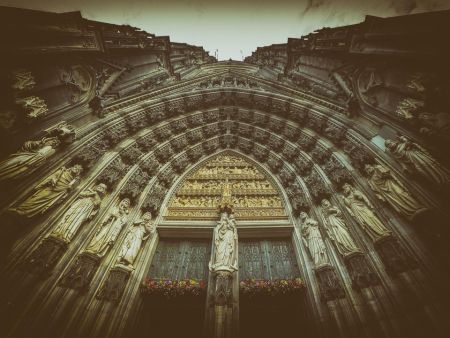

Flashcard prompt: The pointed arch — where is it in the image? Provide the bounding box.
[163,149,289,221]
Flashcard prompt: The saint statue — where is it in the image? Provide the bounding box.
[300,211,329,267]
[365,164,427,220]
[50,183,107,243]
[84,198,130,258]
[320,199,360,257]
[341,183,391,242]
[10,165,83,218]
[210,212,238,272]
[117,212,153,268]
[385,136,450,186]
[0,137,60,181]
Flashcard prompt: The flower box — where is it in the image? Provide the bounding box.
[141,278,207,300]
[239,278,305,299]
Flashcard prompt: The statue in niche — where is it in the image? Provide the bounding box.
[9,165,83,218]
[365,164,427,220]
[320,199,360,257]
[395,98,424,120]
[341,183,391,242]
[0,137,60,181]
[11,69,36,91]
[406,73,427,94]
[117,212,153,268]
[300,211,329,267]
[210,212,238,272]
[17,96,48,119]
[49,183,107,243]
[385,136,450,186]
[84,198,130,258]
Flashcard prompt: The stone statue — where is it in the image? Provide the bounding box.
[0,137,60,181]
[210,212,238,272]
[365,164,427,220]
[17,96,48,119]
[320,199,360,257]
[84,198,130,258]
[385,136,450,185]
[117,212,153,268]
[395,97,424,120]
[50,183,107,243]
[300,211,329,267]
[11,69,36,91]
[10,165,83,218]
[341,183,391,242]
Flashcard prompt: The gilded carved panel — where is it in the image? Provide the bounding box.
[165,153,287,220]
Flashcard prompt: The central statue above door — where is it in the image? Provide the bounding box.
[165,151,287,220]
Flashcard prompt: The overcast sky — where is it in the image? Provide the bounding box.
[1,0,449,60]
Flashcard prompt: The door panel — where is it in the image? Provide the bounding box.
[239,238,300,280]
[148,239,211,280]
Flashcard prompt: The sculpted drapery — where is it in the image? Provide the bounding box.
[320,199,360,257]
[117,212,153,268]
[0,137,60,181]
[385,136,450,185]
[210,212,238,272]
[50,183,107,243]
[300,211,329,267]
[365,164,427,220]
[10,165,83,218]
[342,183,391,242]
[84,198,130,258]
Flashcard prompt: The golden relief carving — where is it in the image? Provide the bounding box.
[165,153,287,220]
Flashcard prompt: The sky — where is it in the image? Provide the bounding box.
[1,0,449,60]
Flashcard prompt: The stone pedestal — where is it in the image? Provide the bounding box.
[59,252,101,291]
[24,236,68,276]
[97,264,133,302]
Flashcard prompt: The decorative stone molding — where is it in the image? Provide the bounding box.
[374,236,416,275]
[315,265,345,302]
[344,253,379,290]
[322,156,353,186]
[304,170,330,203]
[286,184,309,214]
[119,168,149,202]
[120,146,143,165]
[59,252,101,291]
[293,155,313,176]
[96,265,132,302]
[96,159,127,190]
[23,237,68,276]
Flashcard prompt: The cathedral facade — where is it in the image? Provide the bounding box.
[1,6,450,338]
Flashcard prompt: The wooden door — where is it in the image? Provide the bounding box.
[238,238,300,280]
[147,239,211,280]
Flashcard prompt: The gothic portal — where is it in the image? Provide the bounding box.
[1,6,450,338]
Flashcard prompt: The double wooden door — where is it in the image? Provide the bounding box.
[238,239,300,280]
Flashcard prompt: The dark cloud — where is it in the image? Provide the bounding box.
[391,0,417,14]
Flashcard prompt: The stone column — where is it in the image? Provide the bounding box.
[205,195,239,338]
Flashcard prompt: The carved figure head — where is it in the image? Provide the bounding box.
[299,211,308,221]
[95,183,107,194]
[119,198,131,212]
[342,183,353,194]
[71,164,83,176]
[142,212,152,221]
[321,199,331,207]
[364,164,375,176]
[384,139,396,151]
